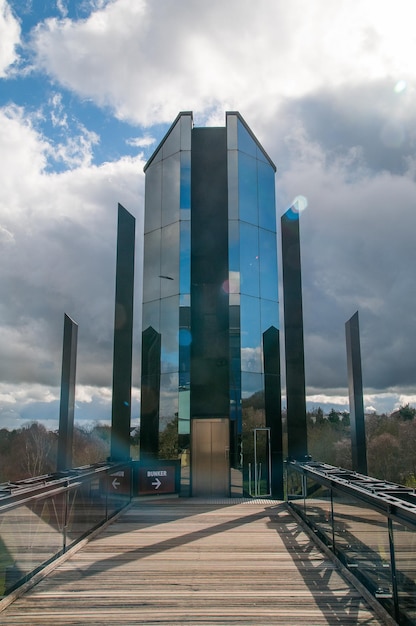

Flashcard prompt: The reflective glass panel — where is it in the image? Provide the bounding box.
[237,118,257,158]
[105,465,132,518]
[261,299,279,334]
[238,152,258,225]
[240,222,259,297]
[228,220,240,294]
[259,228,278,301]
[162,118,180,159]
[227,150,239,219]
[258,160,276,231]
[241,371,263,400]
[178,389,190,435]
[142,300,160,334]
[144,160,162,234]
[143,229,161,303]
[286,466,305,501]
[256,144,270,165]
[159,372,179,430]
[180,151,191,216]
[332,490,393,599]
[304,479,333,547]
[0,494,65,594]
[66,478,107,544]
[161,222,180,298]
[240,294,261,373]
[241,372,264,496]
[162,153,180,227]
[392,520,416,624]
[179,221,190,295]
[160,295,179,373]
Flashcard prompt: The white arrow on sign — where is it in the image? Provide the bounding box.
[112,478,120,489]
[152,478,161,489]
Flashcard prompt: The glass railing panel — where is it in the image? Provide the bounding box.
[392,520,416,625]
[304,478,333,547]
[332,489,393,603]
[66,477,107,545]
[286,465,304,502]
[105,465,131,518]
[0,492,65,595]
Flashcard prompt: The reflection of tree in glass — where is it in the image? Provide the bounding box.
[242,391,265,466]
[158,415,179,460]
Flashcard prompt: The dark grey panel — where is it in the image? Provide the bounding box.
[281,208,308,460]
[346,311,368,474]
[190,128,229,418]
[57,313,78,472]
[140,326,161,460]
[110,204,135,462]
[263,326,283,499]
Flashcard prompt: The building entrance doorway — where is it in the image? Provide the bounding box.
[191,418,230,496]
[249,428,271,497]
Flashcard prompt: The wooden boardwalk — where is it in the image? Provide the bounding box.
[0,498,391,625]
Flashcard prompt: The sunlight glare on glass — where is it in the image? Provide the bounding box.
[292,195,308,213]
[178,328,192,346]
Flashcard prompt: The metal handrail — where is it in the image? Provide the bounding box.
[0,462,125,511]
[287,461,416,625]
[0,462,132,598]
[288,460,416,527]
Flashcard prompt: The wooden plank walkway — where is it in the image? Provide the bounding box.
[0,498,392,625]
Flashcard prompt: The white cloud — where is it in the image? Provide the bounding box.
[126,135,155,148]
[307,394,349,407]
[0,104,145,407]
[56,0,68,18]
[31,0,416,126]
[0,382,59,406]
[0,0,21,77]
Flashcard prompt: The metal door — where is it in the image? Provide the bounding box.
[191,418,230,496]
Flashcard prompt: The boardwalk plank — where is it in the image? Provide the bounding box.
[0,499,391,625]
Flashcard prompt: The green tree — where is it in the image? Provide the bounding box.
[328,408,340,425]
[159,415,179,460]
[398,404,416,421]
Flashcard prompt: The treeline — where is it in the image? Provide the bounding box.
[1,403,415,486]
[0,422,112,483]
[307,404,416,486]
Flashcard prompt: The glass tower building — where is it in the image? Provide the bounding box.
[140,112,281,497]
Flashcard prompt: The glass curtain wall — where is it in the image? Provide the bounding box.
[226,113,278,495]
[141,113,192,472]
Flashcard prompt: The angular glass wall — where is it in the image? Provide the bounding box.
[141,113,192,481]
[227,113,278,496]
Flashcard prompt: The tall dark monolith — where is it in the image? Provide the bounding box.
[345,311,368,474]
[110,204,135,462]
[281,208,308,461]
[57,313,78,472]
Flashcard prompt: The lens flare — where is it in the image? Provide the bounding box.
[394,80,407,94]
[292,195,308,213]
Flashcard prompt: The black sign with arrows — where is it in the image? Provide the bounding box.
[138,465,176,495]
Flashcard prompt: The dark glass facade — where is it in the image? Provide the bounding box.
[141,112,280,496]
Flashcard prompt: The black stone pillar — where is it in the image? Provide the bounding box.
[263,326,284,498]
[281,208,308,461]
[57,313,78,472]
[345,311,368,474]
[110,204,135,462]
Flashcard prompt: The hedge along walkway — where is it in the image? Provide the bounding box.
[0,498,392,625]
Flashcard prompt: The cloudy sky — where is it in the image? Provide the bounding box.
[1,0,416,430]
